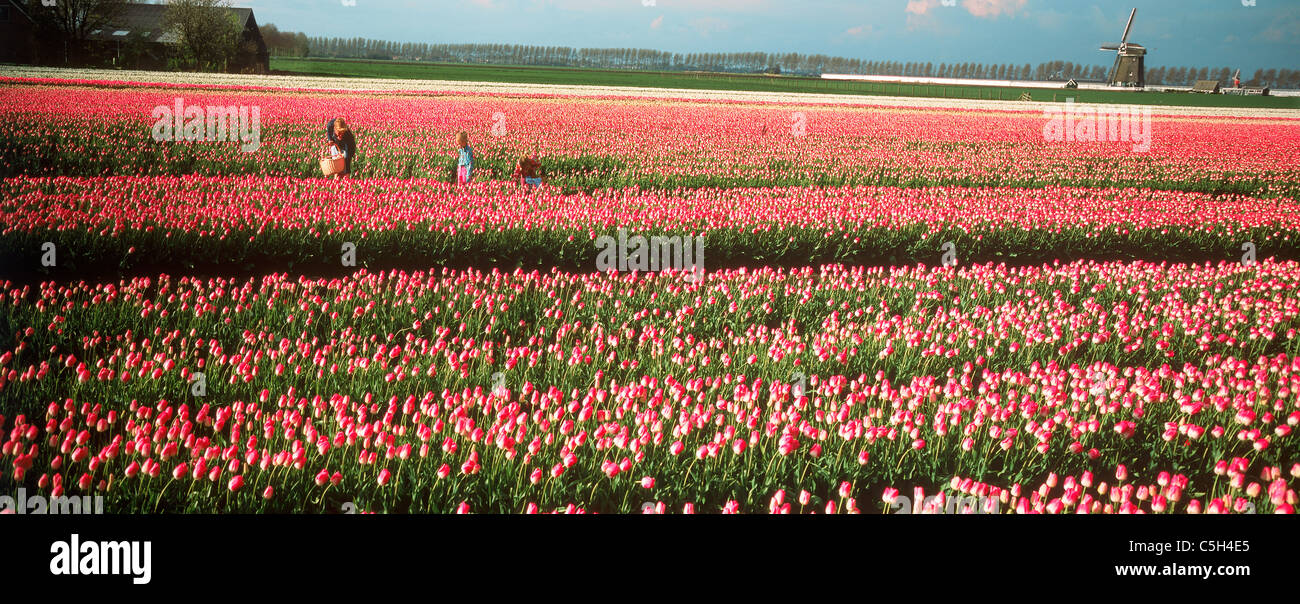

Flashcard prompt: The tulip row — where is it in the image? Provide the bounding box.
[0,260,1296,512]
[2,176,1296,283]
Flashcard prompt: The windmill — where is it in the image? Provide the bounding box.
[1100,8,1145,87]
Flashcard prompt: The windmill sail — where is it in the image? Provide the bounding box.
[1120,8,1135,45]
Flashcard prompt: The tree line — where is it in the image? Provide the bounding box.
[278,32,1298,89]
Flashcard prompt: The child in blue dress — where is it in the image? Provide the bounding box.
[456,131,473,184]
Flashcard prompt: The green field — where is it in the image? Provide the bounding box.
[271,56,1300,108]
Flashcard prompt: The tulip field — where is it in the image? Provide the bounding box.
[1,77,1299,514]
[2,79,1298,196]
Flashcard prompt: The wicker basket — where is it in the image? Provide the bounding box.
[320,156,346,177]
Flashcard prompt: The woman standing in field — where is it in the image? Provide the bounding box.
[456,131,474,184]
[325,117,357,178]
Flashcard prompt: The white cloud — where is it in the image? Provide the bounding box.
[650,15,664,30]
[1257,12,1299,43]
[907,0,1024,19]
[906,0,938,16]
[845,25,872,37]
[961,0,1026,19]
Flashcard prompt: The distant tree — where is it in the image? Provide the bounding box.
[261,23,309,57]
[165,0,243,71]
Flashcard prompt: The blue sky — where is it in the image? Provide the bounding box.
[237,0,1298,73]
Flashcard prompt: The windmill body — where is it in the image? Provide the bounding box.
[1100,8,1145,87]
